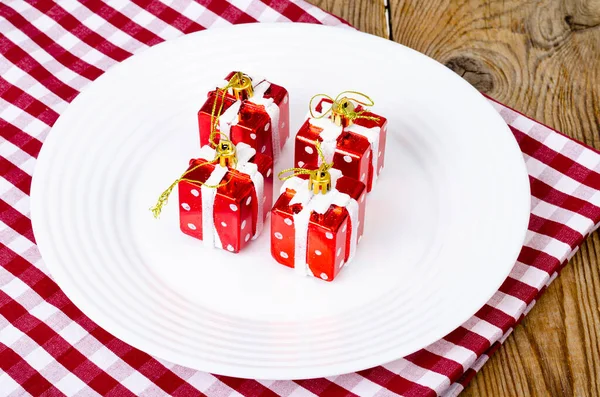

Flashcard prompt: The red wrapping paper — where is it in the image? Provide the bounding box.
[271,170,367,281]
[295,98,387,192]
[198,72,289,162]
[179,143,273,253]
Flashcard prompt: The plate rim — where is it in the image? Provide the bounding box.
[30,22,531,380]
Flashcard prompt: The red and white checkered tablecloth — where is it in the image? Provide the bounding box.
[1,1,599,396]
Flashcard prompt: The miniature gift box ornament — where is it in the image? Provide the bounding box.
[271,145,367,281]
[198,71,290,163]
[151,140,273,253]
[294,91,387,192]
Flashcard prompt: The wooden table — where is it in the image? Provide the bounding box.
[306,1,600,395]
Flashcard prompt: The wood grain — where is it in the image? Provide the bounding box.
[389,0,600,148]
[306,0,388,38]
[306,0,600,395]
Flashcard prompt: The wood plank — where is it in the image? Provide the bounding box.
[388,0,600,147]
[306,0,389,38]
[386,2,600,394]
[306,0,600,395]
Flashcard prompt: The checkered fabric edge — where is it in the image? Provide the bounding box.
[2,1,600,396]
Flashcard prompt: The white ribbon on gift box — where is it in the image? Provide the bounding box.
[195,142,265,249]
[346,123,381,186]
[218,100,241,138]
[280,169,360,276]
[308,102,382,187]
[248,78,281,161]
[217,75,282,162]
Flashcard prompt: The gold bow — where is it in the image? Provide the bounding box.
[278,141,333,194]
[309,90,379,127]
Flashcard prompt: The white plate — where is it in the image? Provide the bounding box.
[31,23,530,380]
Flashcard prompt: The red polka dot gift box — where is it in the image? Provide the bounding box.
[198,72,290,164]
[178,142,273,253]
[295,93,388,192]
[271,168,367,281]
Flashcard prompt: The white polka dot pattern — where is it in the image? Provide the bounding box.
[250,133,257,140]
[284,218,293,226]
[190,189,199,197]
[226,245,235,252]
[274,232,283,240]
[221,222,227,227]
[280,251,289,259]
[264,123,270,131]
[245,233,251,242]
[230,204,238,211]
[241,220,247,230]
[187,223,197,230]
[266,169,272,177]
[246,196,252,205]
[298,161,305,167]
[305,146,314,154]
[315,250,322,256]
[343,155,352,163]
[325,232,334,239]
[181,203,191,211]
[320,273,328,280]
[336,248,342,257]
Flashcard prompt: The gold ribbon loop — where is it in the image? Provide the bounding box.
[278,167,312,182]
[208,72,253,146]
[308,93,335,119]
[309,90,380,127]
